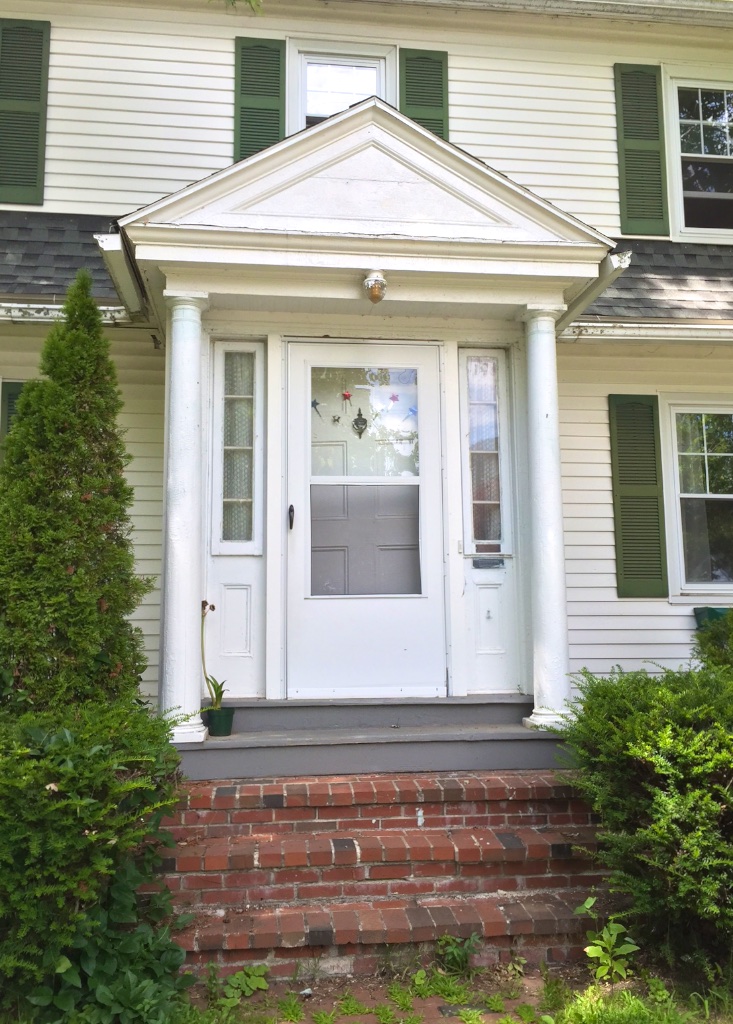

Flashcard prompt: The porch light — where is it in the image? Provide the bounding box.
[363,270,387,303]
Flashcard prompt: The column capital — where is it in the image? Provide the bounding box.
[519,304,567,324]
[164,291,209,312]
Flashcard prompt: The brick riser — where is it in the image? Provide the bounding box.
[162,771,601,978]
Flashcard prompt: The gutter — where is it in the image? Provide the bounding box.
[556,250,632,332]
[0,302,129,325]
[95,232,148,319]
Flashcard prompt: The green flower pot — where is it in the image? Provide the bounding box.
[203,707,235,737]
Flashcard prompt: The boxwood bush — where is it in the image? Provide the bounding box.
[559,661,733,968]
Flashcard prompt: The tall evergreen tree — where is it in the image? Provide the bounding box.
[0,270,151,708]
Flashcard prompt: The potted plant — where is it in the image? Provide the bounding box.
[201,600,234,736]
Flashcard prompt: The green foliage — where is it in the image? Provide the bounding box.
[338,993,370,1016]
[312,1012,339,1024]
[374,1005,398,1024]
[457,1011,485,1024]
[484,995,506,1013]
[515,1005,538,1023]
[387,985,414,1012]
[436,933,482,977]
[538,969,571,1015]
[0,270,152,709]
[692,610,733,670]
[399,1015,424,1024]
[552,987,691,1024]
[201,601,227,709]
[558,664,733,965]
[0,697,184,1018]
[217,966,269,1017]
[574,897,639,984]
[278,993,305,1022]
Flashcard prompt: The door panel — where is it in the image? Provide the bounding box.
[287,342,446,699]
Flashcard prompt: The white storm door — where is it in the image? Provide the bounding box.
[287,343,446,698]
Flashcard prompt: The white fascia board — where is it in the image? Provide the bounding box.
[368,0,733,28]
[559,321,733,343]
[0,302,128,324]
[95,233,146,316]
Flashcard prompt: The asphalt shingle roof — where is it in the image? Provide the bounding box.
[0,211,118,302]
[584,239,733,321]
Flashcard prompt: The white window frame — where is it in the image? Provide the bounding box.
[458,348,513,558]
[660,392,733,602]
[286,39,397,136]
[210,340,265,556]
[663,64,733,243]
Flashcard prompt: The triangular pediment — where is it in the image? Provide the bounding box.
[120,98,611,249]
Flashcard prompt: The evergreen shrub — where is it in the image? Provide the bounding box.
[0,696,188,1020]
[559,663,733,966]
[692,608,733,670]
[0,269,151,709]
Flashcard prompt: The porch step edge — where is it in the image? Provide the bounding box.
[177,890,592,954]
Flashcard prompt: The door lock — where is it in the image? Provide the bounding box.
[288,504,295,530]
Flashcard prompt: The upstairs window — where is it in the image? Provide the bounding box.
[0,19,50,205]
[677,86,733,230]
[235,38,447,162]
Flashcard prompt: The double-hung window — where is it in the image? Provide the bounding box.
[235,37,447,161]
[615,63,733,239]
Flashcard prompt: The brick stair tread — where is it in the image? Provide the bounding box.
[175,771,575,815]
[169,826,599,873]
[178,890,591,953]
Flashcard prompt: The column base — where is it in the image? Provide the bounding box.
[171,717,208,744]
[523,708,564,731]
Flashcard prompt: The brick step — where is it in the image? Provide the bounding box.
[165,826,602,910]
[178,890,591,977]
[167,771,591,840]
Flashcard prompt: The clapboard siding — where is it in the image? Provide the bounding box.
[558,342,733,676]
[1,0,729,233]
[0,327,164,699]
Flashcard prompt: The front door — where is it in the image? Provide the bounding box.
[287,342,446,698]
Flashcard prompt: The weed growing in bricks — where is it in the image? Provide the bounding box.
[0,269,152,710]
[279,992,306,1022]
[575,897,639,985]
[312,1011,338,1024]
[484,995,506,1013]
[339,994,370,1016]
[538,966,572,1015]
[515,1004,538,1023]
[217,966,269,1015]
[457,1010,485,1024]
[387,984,414,1012]
[436,933,483,977]
[374,1004,399,1024]
[399,1014,423,1024]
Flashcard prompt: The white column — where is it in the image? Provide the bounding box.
[160,292,209,742]
[523,307,570,728]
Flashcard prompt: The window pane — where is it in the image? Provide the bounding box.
[681,498,733,583]
[473,503,501,543]
[676,412,704,453]
[469,404,498,452]
[703,124,728,155]
[224,397,254,447]
[678,87,700,121]
[679,454,706,493]
[701,89,726,122]
[703,413,733,454]
[224,449,253,499]
[223,501,252,542]
[680,123,702,154]
[225,351,254,395]
[306,61,378,120]
[682,160,733,193]
[467,356,497,402]
[470,452,500,501]
[707,456,733,495]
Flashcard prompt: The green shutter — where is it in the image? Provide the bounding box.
[1,381,23,448]
[235,37,285,161]
[614,64,669,236]
[399,49,448,140]
[609,395,668,598]
[0,20,50,204]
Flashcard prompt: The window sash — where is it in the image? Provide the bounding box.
[211,342,264,556]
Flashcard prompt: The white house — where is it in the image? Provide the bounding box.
[1,0,733,777]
